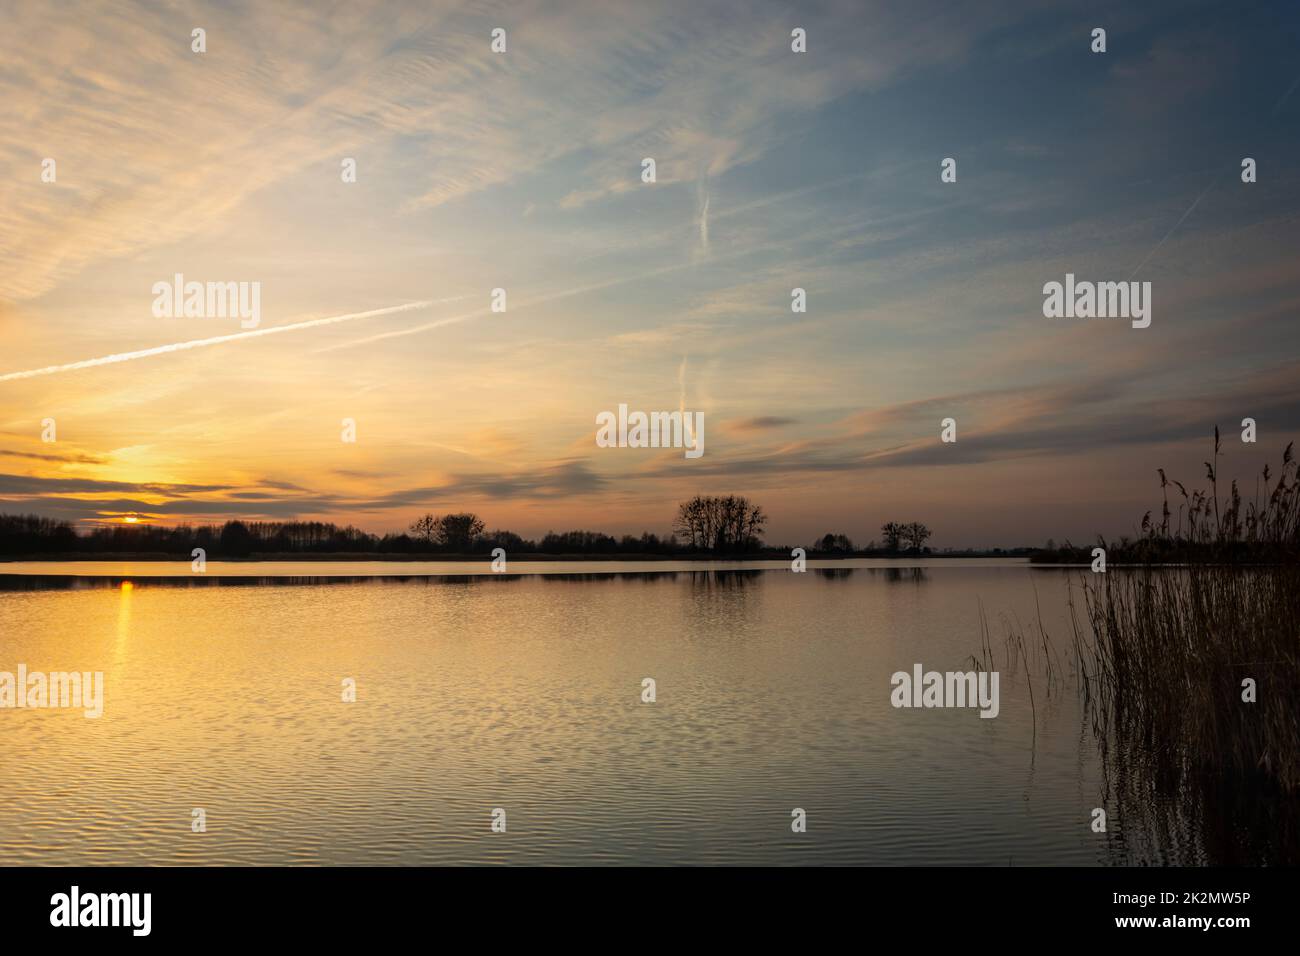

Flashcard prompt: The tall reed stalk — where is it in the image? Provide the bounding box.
[1074,562,1300,789]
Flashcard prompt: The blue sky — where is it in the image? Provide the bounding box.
[1,0,1298,547]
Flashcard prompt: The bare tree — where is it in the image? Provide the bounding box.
[409,513,438,546]
[674,495,766,552]
[903,522,933,553]
[880,522,905,553]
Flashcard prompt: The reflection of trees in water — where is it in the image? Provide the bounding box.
[685,568,763,590]
[869,566,929,584]
[808,566,930,582]
[532,569,761,588]
[814,567,854,580]
[535,570,681,585]
[681,570,764,635]
[7,565,940,592]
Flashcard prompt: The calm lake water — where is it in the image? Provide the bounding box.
[0,559,1277,865]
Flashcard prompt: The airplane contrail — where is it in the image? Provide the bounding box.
[1127,76,1300,282]
[1127,170,1225,281]
[0,296,470,383]
[3,165,948,379]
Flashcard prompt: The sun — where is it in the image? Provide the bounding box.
[123,515,140,524]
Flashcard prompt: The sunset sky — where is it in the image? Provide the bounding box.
[2,0,1298,548]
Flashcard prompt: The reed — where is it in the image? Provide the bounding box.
[1075,560,1300,789]
[1033,431,1300,565]
[990,434,1300,803]
[1143,430,1300,560]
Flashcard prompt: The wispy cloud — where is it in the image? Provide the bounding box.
[2,0,1297,546]
[0,299,466,382]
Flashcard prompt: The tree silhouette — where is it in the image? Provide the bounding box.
[434,513,485,551]
[817,533,854,553]
[219,520,254,556]
[674,495,766,552]
[903,522,932,553]
[409,514,438,545]
[880,522,905,553]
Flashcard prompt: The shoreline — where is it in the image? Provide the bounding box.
[0,550,1031,563]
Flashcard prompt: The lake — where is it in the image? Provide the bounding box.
[0,559,1278,865]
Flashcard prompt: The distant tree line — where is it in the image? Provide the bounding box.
[0,495,761,557]
[816,533,857,554]
[809,522,933,556]
[0,498,945,559]
[0,514,80,555]
[0,514,411,557]
[405,512,684,555]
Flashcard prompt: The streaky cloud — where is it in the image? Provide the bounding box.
[0,297,469,383]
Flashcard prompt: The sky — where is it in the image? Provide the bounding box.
[1,0,1299,548]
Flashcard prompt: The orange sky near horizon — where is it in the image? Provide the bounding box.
[2,0,1299,548]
